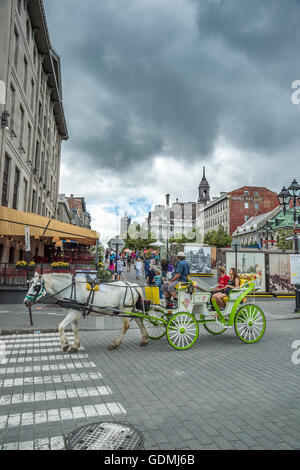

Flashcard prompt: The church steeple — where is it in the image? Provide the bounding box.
[198,167,210,205]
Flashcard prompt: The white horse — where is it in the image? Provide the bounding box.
[24,273,149,353]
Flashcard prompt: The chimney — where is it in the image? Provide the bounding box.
[166,194,170,208]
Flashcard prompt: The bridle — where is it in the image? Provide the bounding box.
[25,278,46,304]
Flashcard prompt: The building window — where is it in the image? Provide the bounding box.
[244,190,249,196]
[31,79,35,110]
[254,203,259,210]
[33,46,37,67]
[245,202,249,209]
[245,215,249,222]
[254,191,259,197]
[12,167,20,210]
[34,140,40,174]
[2,155,11,207]
[23,56,28,92]
[26,20,30,43]
[19,105,25,147]
[10,84,16,129]
[32,190,36,212]
[27,124,32,160]
[14,27,20,69]
[24,179,28,212]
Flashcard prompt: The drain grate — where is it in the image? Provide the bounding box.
[65,422,144,450]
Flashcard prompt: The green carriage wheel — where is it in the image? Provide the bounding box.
[147,310,166,340]
[203,317,227,335]
[234,304,266,344]
[166,312,199,350]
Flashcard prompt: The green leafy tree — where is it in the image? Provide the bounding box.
[204,225,232,248]
[276,229,293,251]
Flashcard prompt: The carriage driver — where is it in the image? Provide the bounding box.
[161,252,190,309]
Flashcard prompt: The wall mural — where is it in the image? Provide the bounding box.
[184,245,211,274]
[226,252,265,291]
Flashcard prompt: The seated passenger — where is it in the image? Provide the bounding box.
[212,268,240,310]
[210,266,229,299]
[161,252,190,309]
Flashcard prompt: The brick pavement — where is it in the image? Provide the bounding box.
[0,315,299,450]
[0,268,299,450]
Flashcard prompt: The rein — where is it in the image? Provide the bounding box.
[26,276,144,319]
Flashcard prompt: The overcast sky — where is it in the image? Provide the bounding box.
[44,0,300,243]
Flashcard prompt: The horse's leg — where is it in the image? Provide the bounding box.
[69,313,82,353]
[108,317,130,350]
[134,318,149,347]
[58,310,78,352]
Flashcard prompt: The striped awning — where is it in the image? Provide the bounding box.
[0,206,99,245]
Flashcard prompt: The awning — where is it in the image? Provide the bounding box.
[0,206,99,246]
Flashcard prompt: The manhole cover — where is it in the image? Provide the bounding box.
[65,422,144,450]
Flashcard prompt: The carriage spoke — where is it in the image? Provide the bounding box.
[166,313,199,350]
[234,305,266,344]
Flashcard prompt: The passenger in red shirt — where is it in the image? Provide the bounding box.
[210,266,229,300]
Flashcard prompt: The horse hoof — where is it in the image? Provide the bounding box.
[69,347,79,354]
[140,342,148,347]
[62,344,70,352]
[107,343,118,350]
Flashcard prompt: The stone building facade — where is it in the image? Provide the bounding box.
[0,0,68,218]
[66,195,91,229]
[0,0,68,264]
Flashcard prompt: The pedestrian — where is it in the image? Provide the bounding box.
[144,257,150,280]
[161,259,168,280]
[154,268,163,299]
[127,256,132,272]
[167,262,174,281]
[135,258,143,280]
[116,257,123,281]
[147,266,157,286]
[108,260,115,276]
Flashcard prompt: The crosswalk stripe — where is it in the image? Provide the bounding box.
[0,361,96,374]
[0,386,112,405]
[0,403,126,430]
[2,436,65,450]
[4,353,88,363]
[5,347,81,355]
[0,371,103,387]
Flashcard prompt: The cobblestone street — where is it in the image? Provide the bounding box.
[0,304,299,450]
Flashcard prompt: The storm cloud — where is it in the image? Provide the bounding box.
[43,0,300,239]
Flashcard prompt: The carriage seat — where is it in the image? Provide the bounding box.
[222,279,247,305]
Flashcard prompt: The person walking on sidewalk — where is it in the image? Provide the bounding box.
[116,257,123,281]
[135,258,143,280]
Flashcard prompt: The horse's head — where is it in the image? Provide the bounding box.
[24,272,46,307]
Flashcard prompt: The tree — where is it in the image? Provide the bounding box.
[276,229,293,251]
[204,225,232,248]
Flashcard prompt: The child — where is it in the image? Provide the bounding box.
[154,268,163,299]
[166,263,174,281]
[108,260,115,276]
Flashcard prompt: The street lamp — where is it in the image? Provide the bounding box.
[278,180,300,252]
[278,180,300,312]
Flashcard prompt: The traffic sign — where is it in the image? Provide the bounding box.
[109,237,125,252]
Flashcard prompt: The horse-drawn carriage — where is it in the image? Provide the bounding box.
[144,279,266,350]
[24,272,266,353]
